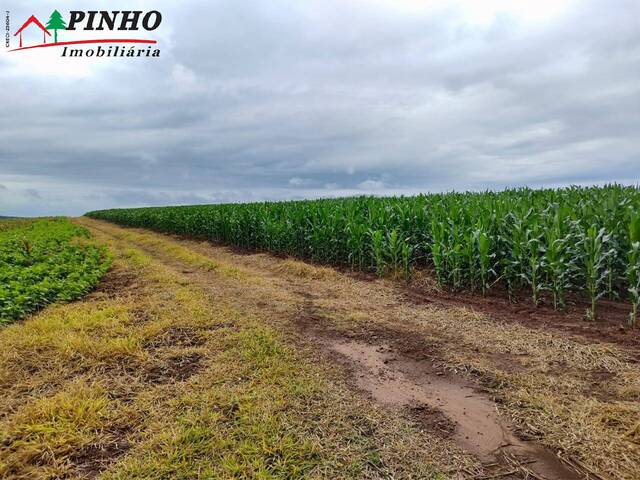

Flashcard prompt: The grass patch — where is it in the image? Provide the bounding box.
[0,380,118,479]
[94,225,245,279]
[0,221,453,479]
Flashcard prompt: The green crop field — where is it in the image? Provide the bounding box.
[87,185,640,325]
[0,218,111,324]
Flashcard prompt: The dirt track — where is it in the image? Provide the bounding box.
[76,218,639,480]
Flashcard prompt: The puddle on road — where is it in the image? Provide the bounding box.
[330,340,582,480]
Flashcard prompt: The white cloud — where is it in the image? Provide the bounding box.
[358,179,385,190]
[1,0,638,215]
[289,177,311,186]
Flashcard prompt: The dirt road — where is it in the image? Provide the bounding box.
[1,218,637,479]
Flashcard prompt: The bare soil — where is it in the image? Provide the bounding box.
[71,433,131,479]
[328,339,582,479]
[403,278,640,354]
[294,295,583,479]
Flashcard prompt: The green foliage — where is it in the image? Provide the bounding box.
[580,226,612,320]
[0,218,111,324]
[87,184,640,321]
[369,229,385,276]
[476,230,492,296]
[627,215,640,326]
[401,239,414,282]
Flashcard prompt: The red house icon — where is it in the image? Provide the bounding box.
[14,15,51,48]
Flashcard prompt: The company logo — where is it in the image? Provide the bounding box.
[6,10,161,58]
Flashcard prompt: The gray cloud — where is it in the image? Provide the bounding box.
[0,0,639,216]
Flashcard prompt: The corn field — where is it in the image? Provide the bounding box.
[87,185,640,325]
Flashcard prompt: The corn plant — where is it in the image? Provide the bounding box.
[580,226,613,321]
[370,229,385,276]
[476,229,493,296]
[401,239,414,281]
[386,229,402,276]
[346,222,368,269]
[446,223,465,289]
[543,208,576,310]
[525,226,545,306]
[627,215,640,326]
[627,243,640,327]
[500,212,528,301]
[430,220,447,285]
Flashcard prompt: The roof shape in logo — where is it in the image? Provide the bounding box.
[14,15,51,36]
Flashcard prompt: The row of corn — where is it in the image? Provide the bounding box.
[87,185,640,325]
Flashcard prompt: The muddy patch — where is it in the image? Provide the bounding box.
[145,326,208,349]
[330,339,583,480]
[406,403,456,439]
[143,352,204,384]
[90,268,139,300]
[70,432,131,479]
[402,281,640,354]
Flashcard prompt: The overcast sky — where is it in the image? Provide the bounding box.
[1,0,638,216]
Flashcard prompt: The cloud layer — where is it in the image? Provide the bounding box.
[1,0,638,216]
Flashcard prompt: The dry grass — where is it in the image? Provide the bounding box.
[88,224,246,279]
[275,259,341,280]
[1,380,120,479]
